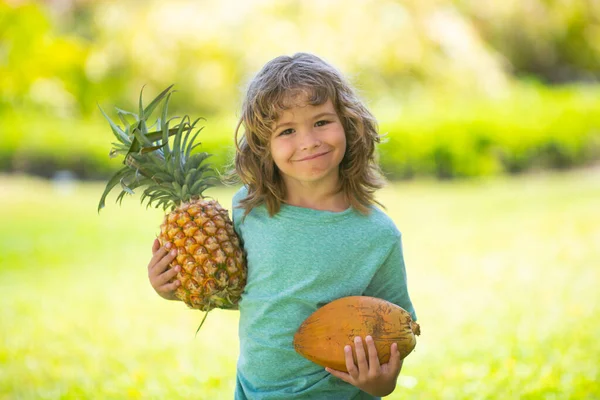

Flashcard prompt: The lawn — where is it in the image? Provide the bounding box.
[0,169,599,399]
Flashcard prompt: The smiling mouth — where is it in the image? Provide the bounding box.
[294,151,331,162]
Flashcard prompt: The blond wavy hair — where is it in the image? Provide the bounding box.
[232,53,386,216]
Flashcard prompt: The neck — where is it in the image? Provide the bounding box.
[283,181,349,212]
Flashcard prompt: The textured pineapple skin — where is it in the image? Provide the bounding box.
[158,199,246,311]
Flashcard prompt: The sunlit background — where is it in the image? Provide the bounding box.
[1,0,599,399]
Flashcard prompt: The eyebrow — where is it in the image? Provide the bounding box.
[274,112,337,131]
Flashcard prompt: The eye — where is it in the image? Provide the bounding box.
[315,120,331,127]
[278,128,294,136]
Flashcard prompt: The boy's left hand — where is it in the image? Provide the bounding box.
[325,335,403,397]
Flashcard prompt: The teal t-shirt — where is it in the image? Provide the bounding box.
[232,187,416,400]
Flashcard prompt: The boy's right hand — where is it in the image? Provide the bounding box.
[148,238,181,301]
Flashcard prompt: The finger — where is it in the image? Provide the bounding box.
[148,242,171,271]
[365,335,381,373]
[344,345,359,379]
[149,248,177,275]
[325,367,352,384]
[155,264,181,286]
[158,279,181,294]
[152,238,160,254]
[148,247,166,271]
[387,342,403,373]
[354,336,369,371]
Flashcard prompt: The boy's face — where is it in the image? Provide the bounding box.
[270,93,346,190]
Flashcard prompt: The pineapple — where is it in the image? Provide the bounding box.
[98,85,246,325]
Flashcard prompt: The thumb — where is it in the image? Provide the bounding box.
[152,238,160,254]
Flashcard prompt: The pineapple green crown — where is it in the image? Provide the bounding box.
[98,85,216,213]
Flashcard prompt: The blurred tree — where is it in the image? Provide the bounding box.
[1,0,599,179]
[0,1,91,116]
[459,0,600,83]
[1,0,513,118]
[1,0,599,117]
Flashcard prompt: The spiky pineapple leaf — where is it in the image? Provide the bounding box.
[119,177,136,195]
[150,172,175,183]
[99,84,216,211]
[98,105,129,144]
[115,108,139,132]
[172,115,190,171]
[195,312,210,337]
[138,86,146,121]
[126,126,188,161]
[187,152,211,168]
[141,84,174,120]
[181,117,204,161]
[185,126,205,159]
[115,107,139,120]
[140,143,167,154]
[161,92,173,157]
[115,190,128,206]
[131,120,152,151]
[98,167,132,212]
[127,85,175,159]
[146,126,191,144]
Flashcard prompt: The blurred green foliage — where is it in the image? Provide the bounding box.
[379,84,600,179]
[2,83,598,181]
[460,0,600,82]
[1,0,599,180]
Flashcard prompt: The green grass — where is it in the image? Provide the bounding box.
[1,170,599,399]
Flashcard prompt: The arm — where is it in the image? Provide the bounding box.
[364,234,417,321]
[327,234,416,395]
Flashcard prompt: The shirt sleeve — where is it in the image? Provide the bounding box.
[363,234,417,321]
[231,186,247,240]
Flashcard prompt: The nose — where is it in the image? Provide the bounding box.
[299,129,322,151]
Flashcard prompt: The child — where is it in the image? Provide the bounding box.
[148,52,417,399]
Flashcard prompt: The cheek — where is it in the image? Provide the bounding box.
[270,142,290,168]
[335,130,347,154]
